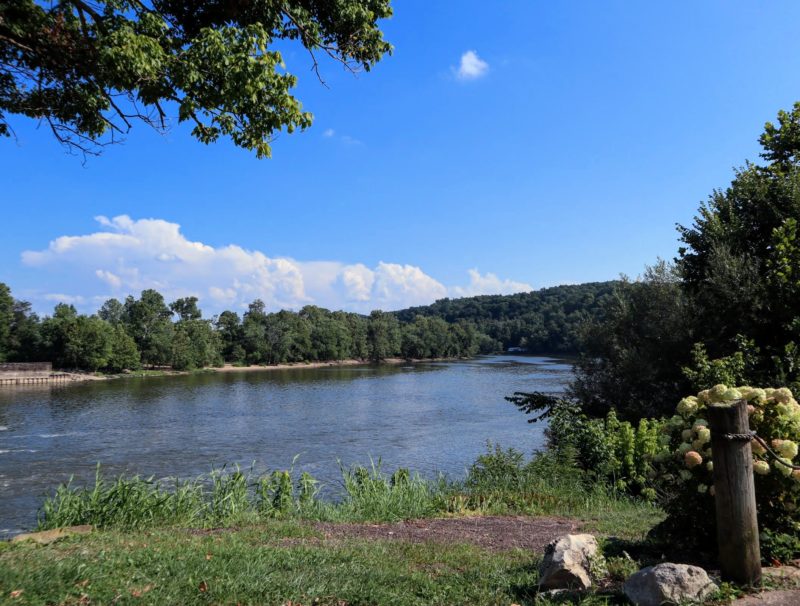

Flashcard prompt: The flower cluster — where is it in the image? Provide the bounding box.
[659,384,800,532]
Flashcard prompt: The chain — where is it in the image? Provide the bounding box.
[721,430,800,471]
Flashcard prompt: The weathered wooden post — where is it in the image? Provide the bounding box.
[707,399,762,585]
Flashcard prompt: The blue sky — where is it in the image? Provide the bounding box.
[3,1,800,316]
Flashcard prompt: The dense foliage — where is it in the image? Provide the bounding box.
[0,280,625,372]
[0,0,392,156]
[395,281,617,354]
[570,262,695,419]
[507,392,665,500]
[0,284,489,371]
[677,103,800,393]
[569,103,800,421]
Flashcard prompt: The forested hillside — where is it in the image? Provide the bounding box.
[395,282,618,354]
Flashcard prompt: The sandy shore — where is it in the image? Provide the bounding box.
[212,358,433,373]
[1,358,454,387]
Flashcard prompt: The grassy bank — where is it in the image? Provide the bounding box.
[32,448,663,539]
[0,523,562,605]
[0,447,672,604]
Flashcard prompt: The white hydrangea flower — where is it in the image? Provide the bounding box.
[753,460,770,475]
[722,388,743,402]
[775,439,798,460]
[709,384,728,403]
[677,398,699,415]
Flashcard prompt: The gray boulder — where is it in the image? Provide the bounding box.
[623,562,718,605]
[538,533,603,590]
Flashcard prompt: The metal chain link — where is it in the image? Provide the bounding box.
[721,430,800,470]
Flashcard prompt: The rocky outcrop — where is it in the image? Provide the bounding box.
[623,562,718,605]
[538,533,603,590]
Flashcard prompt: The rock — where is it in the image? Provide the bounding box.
[538,533,602,590]
[623,562,718,606]
[10,525,93,545]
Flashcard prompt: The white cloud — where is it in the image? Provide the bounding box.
[322,128,335,138]
[95,269,122,288]
[21,216,530,314]
[450,269,532,298]
[455,50,489,80]
[44,293,86,305]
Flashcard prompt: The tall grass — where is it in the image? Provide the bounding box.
[37,446,663,535]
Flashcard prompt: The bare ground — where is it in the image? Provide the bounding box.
[308,515,582,553]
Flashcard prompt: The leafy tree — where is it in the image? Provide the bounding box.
[106,324,140,372]
[40,305,114,371]
[98,298,124,325]
[678,102,800,392]
[1,0,392,156]
[570,262,695,420]
[366,310,400,362]
[122,290,173,367]
[216,310,244,363]
[170,296,202,321]
[343,311,369,360]
[0,283,13,361]
[7,299,41,361]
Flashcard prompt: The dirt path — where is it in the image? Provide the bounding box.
[735,590,800,605]
[311,515,581,553]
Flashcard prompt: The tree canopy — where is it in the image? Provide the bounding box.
[569,102,800,421]
[0,0,392,155]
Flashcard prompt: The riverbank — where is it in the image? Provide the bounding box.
[0,357,468,387]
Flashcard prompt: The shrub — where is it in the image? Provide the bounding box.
[547,404,667,500]
[655,385,800,561]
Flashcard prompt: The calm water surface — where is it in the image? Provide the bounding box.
[0,355,572,536]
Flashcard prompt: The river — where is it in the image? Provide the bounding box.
[0,355,573,536]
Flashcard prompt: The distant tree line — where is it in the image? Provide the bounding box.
[0,281,617,373]
[0,287,480,372]
[395,282,618,354]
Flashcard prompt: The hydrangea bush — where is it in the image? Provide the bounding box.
[655,385,800,561]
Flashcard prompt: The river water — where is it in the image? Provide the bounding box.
[0,355,572,536]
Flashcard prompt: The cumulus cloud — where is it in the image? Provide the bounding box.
[43,293,86,305]
[21,216,530,314]
[322,128,335,137]
[455,50,489,80]
[449,269,532,298]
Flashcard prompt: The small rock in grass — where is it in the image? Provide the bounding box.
[623,562,718,606]
[538,533,603,590]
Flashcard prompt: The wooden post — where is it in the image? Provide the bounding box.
[708,399,762,585]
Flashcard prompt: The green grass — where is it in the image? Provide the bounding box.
[1,522,634,605]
